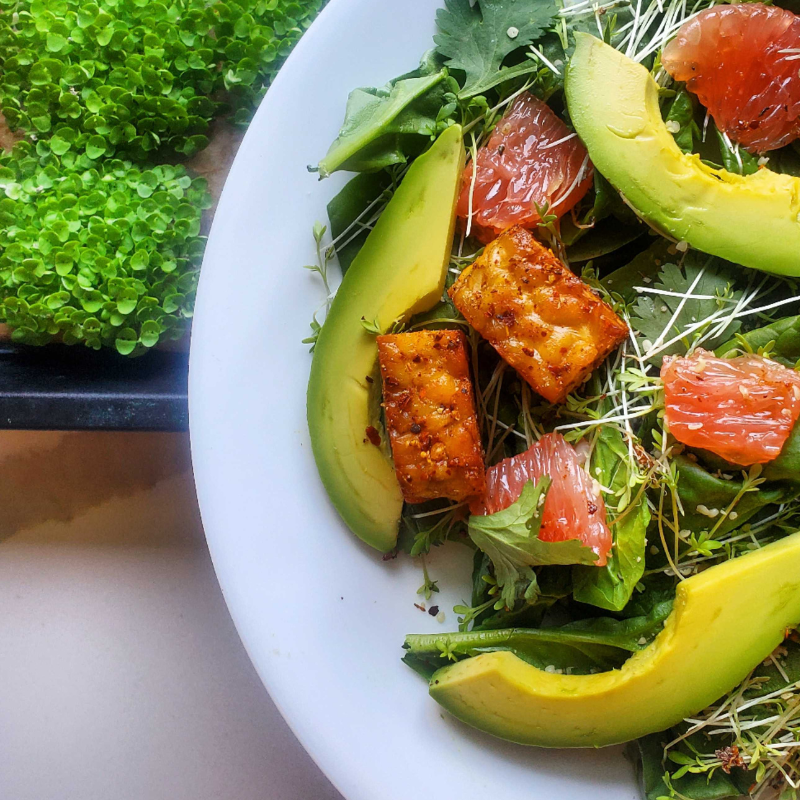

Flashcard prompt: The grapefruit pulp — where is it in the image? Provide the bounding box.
[469,433,612,566]
[662,3,800,154]
[662,349,800,465]
[456,94,594,243]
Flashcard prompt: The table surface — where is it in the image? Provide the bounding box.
[0,430,343,800]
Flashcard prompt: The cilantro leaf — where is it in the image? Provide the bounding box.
[434,0,557,99]
[468,479,597,608]
[629,253,742,362]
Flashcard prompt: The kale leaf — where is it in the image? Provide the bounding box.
[434,0,557,98]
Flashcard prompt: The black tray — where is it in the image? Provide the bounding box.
[0,343,188,431]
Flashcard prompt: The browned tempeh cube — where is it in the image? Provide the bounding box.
[377,330,485,505]
[449,225,628,403]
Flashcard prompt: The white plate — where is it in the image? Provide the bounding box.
[189,1,639,797]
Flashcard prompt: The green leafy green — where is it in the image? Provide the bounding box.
[717,314,800,367]
[403,601,670,680]
[565,217,645,263]
[317,58,455,177]
[0,0,325,161]
[630,254,742,361]
[675,456,785,539]
[714,127,759,176]
[602,239,672,304]
[665,89,699,154]
[0,140,210,353]
[216,0,326,127]
[573,425,650,612]
[636,733,750,800]
[467,479,597,608]
[434,0,557,98]
[326,171,393,274]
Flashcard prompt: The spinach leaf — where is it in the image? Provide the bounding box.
[468,553,572,631]
[675,455,785,538]
[716,314,800,367]
[317,59,452,177]
[468,479,597,608]
[573,425,650,611]
[602,239,672,303]
[714,126,759,176]
[665,89,699,154]
[636,734,748,800]
[326,171,393,274]
[630,254,742,361]
[764,426,800,485]
[565,216,645,263]
[434,0,557,98]
[403,601,670,680]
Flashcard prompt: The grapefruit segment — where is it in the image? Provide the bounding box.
[662,3,800,153]
[457,94,594,242]
[662,349,800,465]
[470,433,612,566]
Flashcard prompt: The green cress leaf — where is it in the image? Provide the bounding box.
[0,141,211,355]
[317,67,450,178]
[434,0,557,99]
[573,425,650,612]
[0,0,326,160]
[468,479,597,609]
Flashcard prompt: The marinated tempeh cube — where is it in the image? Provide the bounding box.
[449,225,628,403]
[377,330,485,504]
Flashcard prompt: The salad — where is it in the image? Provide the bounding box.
[306,1,800,797]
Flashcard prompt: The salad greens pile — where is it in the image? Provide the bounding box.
[0,0,324,352]
[307,0,800,797]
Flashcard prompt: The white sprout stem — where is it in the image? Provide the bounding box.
[548,153,591,210]
[464,132,478,240]
[698,282,763,345]
[634,286,735,301]
[642,264,707,356]
[730,293,800,322]
[541,132,577,150]
[641,306,730,362]
[484,415,529,442]
[554,405,655,432]
[462,78,534,137]
[721,129,744,173]
[529,44,562,76]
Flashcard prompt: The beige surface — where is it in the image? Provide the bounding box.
[0,432,342,800]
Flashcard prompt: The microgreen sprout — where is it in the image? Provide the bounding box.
[0,0,325,160]
[0,139,210,353]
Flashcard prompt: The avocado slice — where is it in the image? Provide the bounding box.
[428,529,800,747]
[565,34,800,276]
[307,125,465,552]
